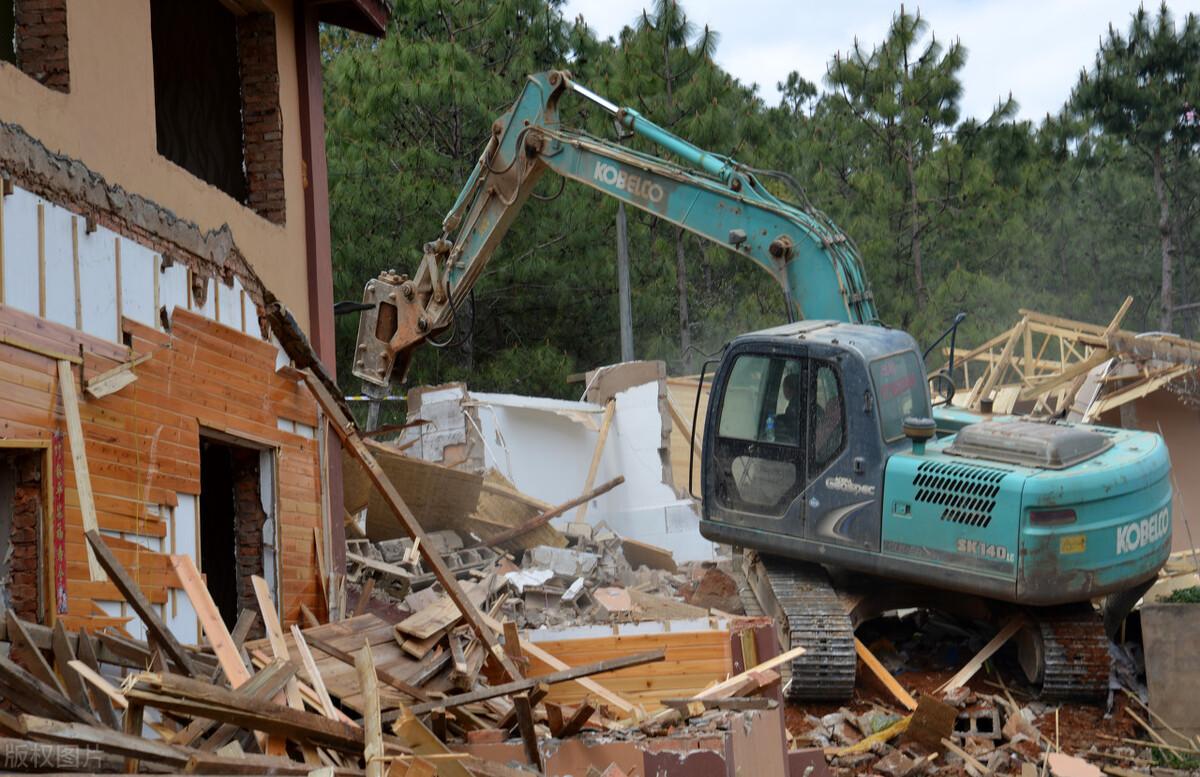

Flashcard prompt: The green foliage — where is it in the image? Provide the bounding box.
[322,1,1200,399]
[1160,585,1200,603]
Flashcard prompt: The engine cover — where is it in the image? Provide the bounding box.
[945,419,1112,469]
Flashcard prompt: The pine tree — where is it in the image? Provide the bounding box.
[1071,3,1200,331]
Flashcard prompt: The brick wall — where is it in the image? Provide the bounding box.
[236,12,284,225]
[231,446,267,632]
[7,451,43,623]
[15,0,69,93]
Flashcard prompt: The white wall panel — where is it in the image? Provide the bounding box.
[2,187,39,314]
[77,226,119,342]
[159,260,189,323]
[42,203,77,328]
[216,277,241,329]
[120,237,157,330]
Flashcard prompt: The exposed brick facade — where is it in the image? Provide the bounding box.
[4,451,43,623]
[14,0,70,93]
[237,13,285,225]
[231,446,267,635]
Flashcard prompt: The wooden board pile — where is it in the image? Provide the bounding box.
[0,529,787,775]
[0,345,789,774]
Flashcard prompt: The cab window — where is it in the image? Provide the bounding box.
[711,353,846,516]
[870,352,928,442]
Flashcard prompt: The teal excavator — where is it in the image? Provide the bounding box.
[352,72,1172,701]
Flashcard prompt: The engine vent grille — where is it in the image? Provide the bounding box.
[913,460,1007,528]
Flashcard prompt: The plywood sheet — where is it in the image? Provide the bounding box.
[525,627,732,710]
[344,443,564,548]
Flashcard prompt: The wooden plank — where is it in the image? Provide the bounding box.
[557,699,595,738]
[0,653,94,723]
[76,632,120,728]
[50,622,94,717]
[250,574,307,758]
[194,663,297,752]
[575,399,614,524]
[513,693,542,771]
[291,625,339,720]
[402,649,665,717]
[544,702,565,737]
[391,713,473,777]
[4,610,66,695]
[479,612,636,715]
[472,476,624,549]
[84,530,196,676]
[18,714,187,770]
[937,616,1025,694]
[122,701,144,772]
[60,361,104,581]
[128,673,364,752]
[353,577,376,617]
[169,554,251,688]
[941,737,988,777]
[357,641,385,777]
[855,638,917,711]
[302,370,518,682]
[67,660,128,711]
[397,596,460,641]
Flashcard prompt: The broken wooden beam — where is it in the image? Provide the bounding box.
[937,616,1025,694]
[557,699,596,738]
[855,637,918,711]
[0,652,97,724]
[127,671,365,752]
[85,530,197,677]
[171,660,296,749]
[357,641,385,777]
[300,369,519,682]
[470,476,625,549]
[513,693,542,771]
[400,648,665,718]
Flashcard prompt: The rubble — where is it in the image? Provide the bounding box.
[0,331,1192,777]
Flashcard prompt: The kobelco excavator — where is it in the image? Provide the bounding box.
[350,71,1172,701]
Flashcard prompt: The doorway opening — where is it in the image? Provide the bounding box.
[199,434,276,632]
[0,448,43,623]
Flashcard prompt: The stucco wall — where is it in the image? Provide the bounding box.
[0,0,311,327]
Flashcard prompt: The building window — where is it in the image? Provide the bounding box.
[150,1,285,224]
[0,3,14,65]
[1,0,71,92]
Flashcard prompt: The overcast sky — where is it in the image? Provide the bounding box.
[560,0,1200,123]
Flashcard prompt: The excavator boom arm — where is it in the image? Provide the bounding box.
[353,71,878,386]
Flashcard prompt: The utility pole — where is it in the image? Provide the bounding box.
[616,202,634,362]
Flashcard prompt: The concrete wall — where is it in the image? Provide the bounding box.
[0,0,312,325]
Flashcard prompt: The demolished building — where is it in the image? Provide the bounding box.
[0,0,388,636]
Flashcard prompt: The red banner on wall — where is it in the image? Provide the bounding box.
[52,431,67,615]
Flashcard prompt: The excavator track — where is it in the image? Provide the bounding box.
[1027,605,1111,702]
[745,552,857,701]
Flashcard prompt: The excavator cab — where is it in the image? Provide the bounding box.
[700,321,923,555]
[700,319,1172,608]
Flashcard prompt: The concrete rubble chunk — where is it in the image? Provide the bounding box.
[874,748,918,777]
[525,546,600,579]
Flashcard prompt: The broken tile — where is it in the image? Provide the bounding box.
[1047,752,1103,777]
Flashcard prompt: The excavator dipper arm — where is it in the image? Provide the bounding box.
[353,70,878,386]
